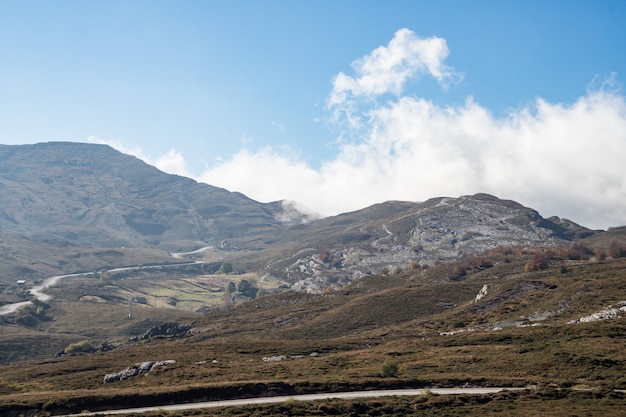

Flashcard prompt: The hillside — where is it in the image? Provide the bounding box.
[263,193,594,291]
[0,142,285,251]
[1,142,598,292]
[1,249,625,416]
[1,141,626,416]
[0,141,616,365]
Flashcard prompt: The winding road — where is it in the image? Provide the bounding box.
[0,272,87,315]
[0,247,212,316]
[58,387,526,417]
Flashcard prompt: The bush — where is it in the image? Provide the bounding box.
[380,360,399,377]
[65,340,96,355]
[237,279,258,298]
[524,251,549,271]
[218,262,233,274]
[318,250,331,263]
[237,279,251,294]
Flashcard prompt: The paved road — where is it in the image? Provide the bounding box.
[0,259,203,316]
[0,300,32,315]
[58,387,525,416]
[171,246,212,259]
[0,273,86,315]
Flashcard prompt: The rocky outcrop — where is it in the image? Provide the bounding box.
[142,322,191,339]
[280,194,589,292]
[103,360,176,383]
[0,142,597,297]
[569,302,626,324]
[473,285,489,303]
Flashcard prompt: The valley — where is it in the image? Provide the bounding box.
[1,142,625,416]
[1,249,625,416]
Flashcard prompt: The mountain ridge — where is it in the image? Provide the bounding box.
[0,142,598,291]
[0,142,287,249]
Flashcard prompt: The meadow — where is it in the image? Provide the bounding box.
[1,249,625,416]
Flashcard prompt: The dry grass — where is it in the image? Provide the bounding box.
[2,253,626,415]
[125,389,625,417]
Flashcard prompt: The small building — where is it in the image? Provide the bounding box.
[16,280,26,286]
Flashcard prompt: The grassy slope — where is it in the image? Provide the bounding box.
[1,266,270,363]
[1,252,626,415]
[121,389,626,417]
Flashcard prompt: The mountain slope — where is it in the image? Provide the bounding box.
[2,253,626,416]
[0,142,284,249]
[0,142,597,293]
[262,194,593,291]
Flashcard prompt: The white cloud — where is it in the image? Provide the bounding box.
[199,88,626,230]
[327,28,460,108]
[199,147,324,205]
[87,136,192,178]
[87,136,150,162]
[271,121,287,132]
[96,31,626,231]
[154,149,193,178]
[196,25,625,231]
[274,200,322,224]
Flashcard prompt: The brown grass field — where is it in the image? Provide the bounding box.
[1,246,626,416]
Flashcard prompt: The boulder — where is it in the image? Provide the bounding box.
[142,322,191,340]
[103,360,176,383]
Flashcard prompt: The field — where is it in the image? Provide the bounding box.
[118,389,626,417]
[1,250,625,416]
[0,263,285,363]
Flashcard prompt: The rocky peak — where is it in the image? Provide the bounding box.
[275,194,589,292]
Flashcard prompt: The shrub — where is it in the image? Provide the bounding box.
[380,360,399,377]
[474,256,493,269]
[524,251,548,271]
[65,340,95,355]
[421,387,436,398]
[218,262,233,274]
[237,279,251,293]
[331,257,343,268]
[449,265,467,280]
[237,279,258,298]
[550,243,594,260]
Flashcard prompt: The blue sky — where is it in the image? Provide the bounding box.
[1,1,625,229]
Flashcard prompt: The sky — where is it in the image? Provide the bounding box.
[1,1,625,230]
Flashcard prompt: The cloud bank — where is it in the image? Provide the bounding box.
[198,87,626,230]
[106,29,626,230]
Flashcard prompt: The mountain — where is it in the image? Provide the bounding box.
[0,142,286,249]
[0,142,596,290]
[4,140,626,414]
[2,142,626,417]
[253,194,593,291]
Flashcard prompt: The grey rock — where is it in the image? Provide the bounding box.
[142,322,191,339]
[103,360,176,383]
